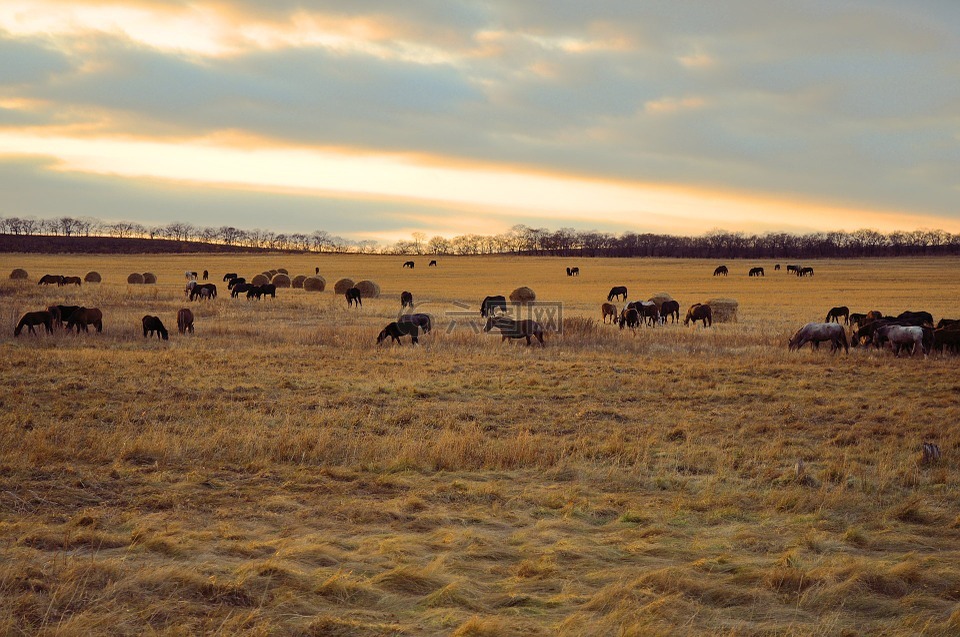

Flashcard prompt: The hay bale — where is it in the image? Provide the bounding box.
[277,268,289,275]
[706,297,739,323]
[84,271,102,283]
[251,274,270,286]
[648,292,674,311]
[9,268,28,280]
[142,272,157,284]
[355,280,380,298]
[127,272,145,284]
[291,275,307,288]
[271,273,291,288]
[303,276,326,292]
[334,278,355,295]
[267,269,278,277]
[509,286,536,304]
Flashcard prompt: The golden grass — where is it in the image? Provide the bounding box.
[0,253,959,635]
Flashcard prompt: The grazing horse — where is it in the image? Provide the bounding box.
[400,291,414,310]
[788,322,848,353]
[713,266,728,277]
[177,308,194,334]
[47,305,80,328]
[484,316,545,346]
[246,286,264,300]
[377,321,419,345]
[936,318,960,330]
[66,307,102,333]
[628,301,661,326]
[848,313,867,329]
[38,274,63,286]
[315,267,320,275]
[223,272,238,282]
[566,267,580,276]
[260,284,276,299]
[142,315,168,340]
[797,267,814,277]
[774,264,781,271]
[61,276,82,286]
[402,261,415,269]
[346,287,362,307]
[15,311,54,336]
[480,295,507,317]
[660,300,681,323]
[684,304,712,327]
[231,283,252,298]
[786,265,800,274]
[875,325,929,356]
[825,306,849,325]
[190,283,217,300]
[897,310,933,327]
[618,308,640,331]
[748,267,764,277]
[607,286,628,302]
[429,260,437,267]
[202,270,209,280]
[934,328,960,354]
[399,313,432,334]
[601,302,618,324]
[228,277,246,290]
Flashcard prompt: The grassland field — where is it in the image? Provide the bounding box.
[1,253,959,636]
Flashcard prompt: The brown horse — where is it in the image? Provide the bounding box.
[142,315,169,340]
[400,290,414,310]
[399,313,432,334]
[47,305,81,328]
[15,311,54,336]
[660,300,681,323]
[601,302,618,324]
[825,306,849,325]
[66,307,103,333]
[713,265,728,276]
[484,316,545,346]
[684,303,712,327]
[377,321,419,345]
[618,308,640,331]
[61,276,82,286]
[177,308,194,334]
[38,274,63,286]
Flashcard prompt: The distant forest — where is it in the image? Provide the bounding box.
[1,215,959,258]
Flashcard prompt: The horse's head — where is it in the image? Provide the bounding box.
[376,328,389,345]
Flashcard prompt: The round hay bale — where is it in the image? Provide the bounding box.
[509,286,536,304]
[142,272,157,284]
[271,273,291,288]
[355,280,380,298]
[706,297,739,323]
[9,268,28,280]
[84,271,102,283]
[267,269,278,277]
[303,276,326,292]
[127,272,145,284]
[277,268,289,275]
[648,292,674,311]
[334,278,355,295]
[291,275,307,288]
[251,274,270,286]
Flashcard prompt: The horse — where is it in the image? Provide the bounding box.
[246,286,263,300]
[713,266,728,277]
[47,305,80,328]
[184,271,197,281]
[934,328,960,354]
[15,311,54,336]
[177,308,194,334]
[202,270,209,280]
[627,301,660,326]
[788,322,848,353]
[400,291,414,310]
[346,287,362,307]
[660,300,681,323]
[185,281,196,296]
[66,307,103,333]
[142,315,169,340]
[38,274,63,286]
[480,295,507,317]
[429,260,437,267]
[684,304,712,327]
[223,272,238,282]
[786,265,800,274]
[798,267,814,277]
[774,264,781,271]
[402,261,415,269]
[618,308,640,331]
[190,283,217,300]
[936,318,960,330]
[875,324,929,356]
[897,310,933,327]
[848,313,867,328]
[748,267,764,277]
[483,316,545,346]
[825,306,849,325]
[228,277,246,290]
[607,286,628,302]
[601,302,618,324]
[865,310,883,322]
[399,313,432,334]
[61,276,82,286]
[377,321,419,345]
[566,267,579,276]
[231,283,252,298]
[260,284,276,299]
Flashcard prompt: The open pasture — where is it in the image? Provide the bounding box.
[1,253,959,636]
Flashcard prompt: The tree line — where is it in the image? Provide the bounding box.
[2,215,959,258]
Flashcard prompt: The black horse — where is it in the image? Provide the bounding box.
[190,283,217,300]
[346,287,362,307]
[228,277,246,289]
[202,270,209,280]
[15,311,54,336]
[38,274,63,286]
[377,321,419,345]
[142,315,169,340]
[607,286,628,302]
[897,310,933,326]
[231,283,252,298]
[47,305,81,328]
[401,291,414,310]
[825,306,849,325]
[797,267,814,277]
[480,295,507,317]
[660,300,681,323]
[748,267,764,277]
[223,272,238,282]
[786,265,800,274]
[618,308,640,330]
[774,264,781,271]
[429,260,437,267]
[566,267,580,276]
[713,266,728,277]
[260,284,277,299]
[484,316,545,346]
[399,313,432,334]
[402,261,415,269]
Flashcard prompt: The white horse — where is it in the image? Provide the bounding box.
[788,322,848,353]
[184,280,197,296]
[875,325,928,356]
[184,270,197,281]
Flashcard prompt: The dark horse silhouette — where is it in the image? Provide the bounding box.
[484,316,545,346]
[825,306,849,325]
[47,305,80,328]
[38,274,63,286]
[748,267,764,277]
[399,313,432,334]
[429,260,437,267]
[897,310,933,327]
[223,272,238,282]
[797,267,814,277]
[660,300,681,323]
[627,301,661,326]
[190,283,217,300]
[202,270,209,280]
[566,267,580,276]
[618,308,640,330]
[786,265,800,274]
[377,321,419,345]
[774,264,781,271]
[346,287,362,307]
[684,303,712,327]
[15,311,54,336]
[177,308,194,334]
[402,261,415,269]
[401,291,414,310]
[61,276,82,286]
[607,286,628,302]
[66,307,103,333]
[228,277,246,289]
[480,295,507,317]
[142,315,169,340]
[713,266,728,277]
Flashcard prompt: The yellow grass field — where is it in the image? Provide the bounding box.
[1,253,959,636]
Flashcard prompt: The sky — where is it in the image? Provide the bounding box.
[1,1,959,242]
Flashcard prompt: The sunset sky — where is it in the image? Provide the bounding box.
[1,1,959,241]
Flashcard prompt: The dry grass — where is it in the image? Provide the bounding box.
[1,253,959,636]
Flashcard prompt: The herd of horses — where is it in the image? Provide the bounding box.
[38,274,82,286]
[714,264,813,277]
[789,308,959,356]
[601,288,708,331]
